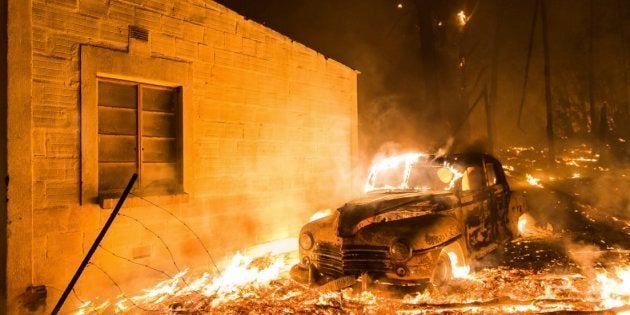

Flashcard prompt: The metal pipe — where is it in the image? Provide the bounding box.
[51,173,137,315]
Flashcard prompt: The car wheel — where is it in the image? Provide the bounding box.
[430,252,452,287]
[431,239,470,287]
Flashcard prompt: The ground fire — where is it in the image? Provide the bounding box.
[3,0,628,313]
[73,147,630,314]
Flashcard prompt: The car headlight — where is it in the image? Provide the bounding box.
[390,240,412,260]
[299,232,314,250]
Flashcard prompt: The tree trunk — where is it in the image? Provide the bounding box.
[517,0,539,130]
[540,0,555,162]
[488,0,503,153]
[598,103,608,161]
[588,0,597,141]
[415,0,444,129]
[621,0,630,120]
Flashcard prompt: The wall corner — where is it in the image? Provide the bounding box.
[6,0,33,312]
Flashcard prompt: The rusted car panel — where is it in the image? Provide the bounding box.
[291,153,523,286]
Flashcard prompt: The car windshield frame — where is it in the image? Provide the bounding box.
[365,156,458,194]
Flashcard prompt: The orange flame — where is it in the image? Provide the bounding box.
[596,267,630,310]
[518,213,553,238]
[526,174,543,188]
[364,152,462,193]
[457,10,468,26]
[365,152,425,192]
[446,251,471,279]
[74,241,296,314]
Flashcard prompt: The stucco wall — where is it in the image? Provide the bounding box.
[8,0,358,312]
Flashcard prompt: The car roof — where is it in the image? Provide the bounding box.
[442,153,501,167]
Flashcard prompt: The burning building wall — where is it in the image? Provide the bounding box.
[1,0,358,313]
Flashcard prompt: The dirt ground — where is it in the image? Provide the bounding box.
[76,147,630,314]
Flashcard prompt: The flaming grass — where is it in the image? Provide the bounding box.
[73,245,630,314]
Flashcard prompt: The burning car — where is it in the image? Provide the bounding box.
[291,153,527,287]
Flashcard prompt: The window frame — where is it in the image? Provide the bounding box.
[81,45,193,206]
[484,162,498,187]
[461,166,483,192]
[96,77,183,196]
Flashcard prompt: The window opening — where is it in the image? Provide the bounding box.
[97,78,181,197]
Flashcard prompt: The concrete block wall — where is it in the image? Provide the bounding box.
[8,0,358,312]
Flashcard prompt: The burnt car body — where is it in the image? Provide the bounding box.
[291,153,526,287]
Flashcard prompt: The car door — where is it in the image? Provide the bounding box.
[484,160,509,240]
[460,165,490,254]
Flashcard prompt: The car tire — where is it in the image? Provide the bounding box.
[430,252,452,287]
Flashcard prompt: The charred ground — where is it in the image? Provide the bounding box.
[74,147,630,314]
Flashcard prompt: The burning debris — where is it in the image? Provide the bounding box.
[74,251,298,314]
[456,10,468,26]
[72,147,629,314]
[73,246,630,314]
[517,213,554,238]
[499,144,607,185]
[401,265,630,314]
[526,174,544,188]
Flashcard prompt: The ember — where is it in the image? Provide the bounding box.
[446,251,472,279]
[526,173,544,188]
[517,213,553,238]
[72,255,629,313]
[597,267,630,310]
[75,249,629,314]
[75,249,296,314]
[72,149,630,314]
[457,10,468,26]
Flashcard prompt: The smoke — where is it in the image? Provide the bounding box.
[564,241,603,277]
[452,137,493,155]
[435,137,454,156]
[507,156,630,283]
[575,171,630,220]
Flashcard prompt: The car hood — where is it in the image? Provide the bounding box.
[336,191,457,237]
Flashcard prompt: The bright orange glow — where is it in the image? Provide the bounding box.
[526,174,543,188]
[596,267,630,310]
[75,237,630,313]
[364,152,425,192]
[446,251,471,279]
[364,152,462,193]
[518,213,553,237]
[120,253,291,311]
[74,300,110,314]
[309,208,333,222]
[457,10,468,26]
[75,239,296,314]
